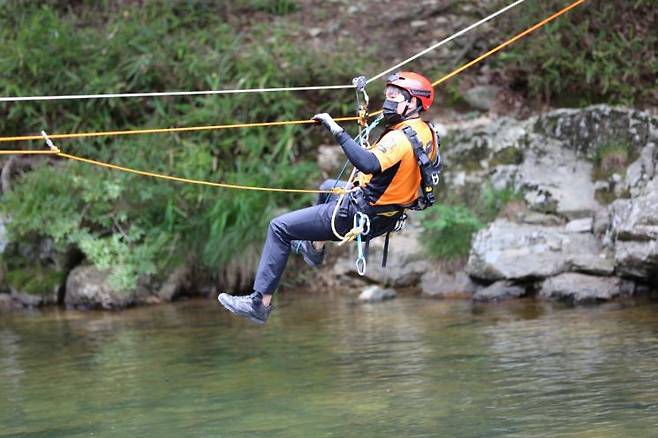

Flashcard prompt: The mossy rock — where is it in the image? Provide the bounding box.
[491,147,523,166]
[592,140,638,181]
[5,266,65,305]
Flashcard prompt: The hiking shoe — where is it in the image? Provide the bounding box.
[217,291,272,325]
[291,240,325,267]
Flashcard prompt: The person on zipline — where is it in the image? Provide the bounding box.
[218,71,438,324]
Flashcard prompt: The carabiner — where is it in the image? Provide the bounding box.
[353,211,370,236]
[353,75,370,146]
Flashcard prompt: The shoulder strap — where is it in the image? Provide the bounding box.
[401,125,431,167]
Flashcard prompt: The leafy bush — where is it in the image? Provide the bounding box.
[476,183,525,223]
[418,204,484,260]
[495,0,657,105]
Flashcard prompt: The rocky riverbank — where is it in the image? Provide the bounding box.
[323,104,658,303]
[1,105,656,310]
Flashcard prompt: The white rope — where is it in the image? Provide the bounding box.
[367,0,528,84]
[0,84,355,103]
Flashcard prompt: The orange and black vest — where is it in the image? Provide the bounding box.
[358,118,438,208]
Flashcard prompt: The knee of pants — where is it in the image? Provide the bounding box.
[269,216,287,237]
[319,179,337,192]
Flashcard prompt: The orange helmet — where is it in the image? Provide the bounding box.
[386,71,434,110]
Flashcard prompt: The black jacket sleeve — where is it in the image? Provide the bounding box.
[335,131,381,174]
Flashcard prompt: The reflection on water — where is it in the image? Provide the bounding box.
[1,294,658,437]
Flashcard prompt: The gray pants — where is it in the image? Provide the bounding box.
[253,180,400,294]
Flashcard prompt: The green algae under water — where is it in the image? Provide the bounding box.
[2,293,658,437]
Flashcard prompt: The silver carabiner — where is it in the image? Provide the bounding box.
[355,253,367,276]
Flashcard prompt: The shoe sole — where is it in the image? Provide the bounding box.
[218,294,266,325]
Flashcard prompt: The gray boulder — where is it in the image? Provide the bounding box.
[463,85,501,111]
[608,179,658,279]
[156,265,190,302]
[625,143,656,197]
[317,145,344,178]
[533,105,656,155]
[65,265,150,310]
[442,106,658,221]
[5,267,64,308]
[565,218,593,233]
[473,281,526,302]
[335,226,429,287]
[420,270,477,298]
[0,293,17,311]
[358,285,397,303]
[466,220,613,281]
[517,135,599,218]
[539,273,635,303]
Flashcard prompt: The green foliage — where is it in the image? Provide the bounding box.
[5,266,65,296]
[247,0,299,15]
[419,182,523,260]
[490,147,523,166]
[0,1,365,291]
[475,183,524,223]
[419,204,484,260]
[496,0,657,105]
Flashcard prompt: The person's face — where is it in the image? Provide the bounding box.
[385,85,416,114]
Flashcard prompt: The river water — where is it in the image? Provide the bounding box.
[1,292,658,437]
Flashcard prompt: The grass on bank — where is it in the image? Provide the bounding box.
[419,184,524,260]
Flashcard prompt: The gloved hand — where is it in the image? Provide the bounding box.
[312,113,344,137]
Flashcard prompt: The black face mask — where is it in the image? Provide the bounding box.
[382,99,404,126]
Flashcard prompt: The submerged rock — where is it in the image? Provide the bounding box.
[358,285,397,303]
[539,273,635,303]
[420,270,476,299]
[473,281,526,302]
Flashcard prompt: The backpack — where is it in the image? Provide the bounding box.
[401,122,442,210]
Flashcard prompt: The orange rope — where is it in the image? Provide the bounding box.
[57,152,345,194]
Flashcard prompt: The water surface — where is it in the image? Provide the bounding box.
[1,293,658,437]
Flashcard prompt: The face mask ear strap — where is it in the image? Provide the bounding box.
[401,98,421,119]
